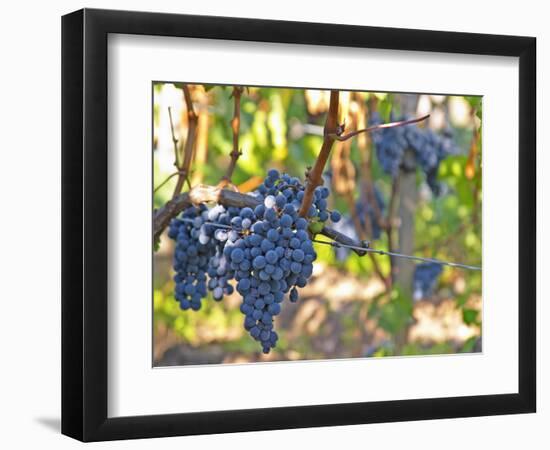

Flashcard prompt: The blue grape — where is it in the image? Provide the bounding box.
[295,218,308,230]
[413,262,443,301]
[292,249,305,262]
[265,250,278,264]
[264,195,277,209]
[280,214,293,228]
[231,248,244,263]
[253,255,266,270]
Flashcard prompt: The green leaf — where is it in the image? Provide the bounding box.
[377,287,413,334]
[172,82,186,90]
[378,95,394,122]
[461,336,479,353]
[308,221,324,235]
[462,308,479,326]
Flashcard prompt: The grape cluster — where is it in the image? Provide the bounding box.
[370,112,458,194]
[370,113,411,176]
[168,169,343,353]
[412,262,443,301]
[168,205,217,311]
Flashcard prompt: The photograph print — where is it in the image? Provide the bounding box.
[152,83,482,366]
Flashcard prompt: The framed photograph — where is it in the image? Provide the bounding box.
[62,8,536,441]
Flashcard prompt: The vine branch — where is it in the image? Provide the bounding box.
[172,85,198,198]
[154,171,180,193]
[220,86,244,185]
[167,106,179,165]
[387,173,400,282]
[329,114,430,142]
[298,90,340,217]
[153,184,368,256]
[359,103,386,232]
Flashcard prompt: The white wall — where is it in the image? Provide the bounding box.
[0,0,546,448]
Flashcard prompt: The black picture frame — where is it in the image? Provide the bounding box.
[62,8,536,442]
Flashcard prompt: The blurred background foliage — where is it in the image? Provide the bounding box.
[153,83,482,365]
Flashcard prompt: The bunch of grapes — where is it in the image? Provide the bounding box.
[168,169,342,353]
[412,262,443,301]
[370,112,458,194]
[168,205,217,311]
[370,112,411,176]
[410,128,456,194]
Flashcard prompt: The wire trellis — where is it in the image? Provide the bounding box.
[174,218,482,271]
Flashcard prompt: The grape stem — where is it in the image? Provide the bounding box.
[172,85,198,198]
[153,184,368,256]
[328,114,430,142]
[154,170,181,193]
[298,90,340,218]
[358,95,385,232]
[386,176,400,282]
[167,106,179,166]
[220,86,244,185]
